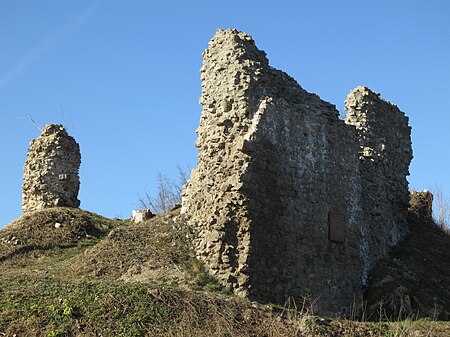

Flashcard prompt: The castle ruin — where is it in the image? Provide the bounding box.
[181,29,413,315]
[22,124,81,212]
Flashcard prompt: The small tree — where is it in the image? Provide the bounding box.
[433,184,450,232]
[138,165,189,214]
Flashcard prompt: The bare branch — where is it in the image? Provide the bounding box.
[137,165,190,215]
[20,114,43,132]
[432,184,450,232]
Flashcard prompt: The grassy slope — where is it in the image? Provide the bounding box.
[0,208,449,336]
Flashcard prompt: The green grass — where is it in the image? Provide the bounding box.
[1,207,449,336]
[0,275,176,337]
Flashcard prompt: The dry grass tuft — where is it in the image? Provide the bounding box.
[1,207,449,336]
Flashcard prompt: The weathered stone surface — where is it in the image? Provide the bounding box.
[182,29,413,315]
[22,124,81,212]
[345,86,413,282]
[409,190,434,222]
[131,209,154,223]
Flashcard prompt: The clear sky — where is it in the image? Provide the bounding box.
[1,0,449,226]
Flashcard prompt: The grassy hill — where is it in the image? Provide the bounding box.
[0,207,449,336]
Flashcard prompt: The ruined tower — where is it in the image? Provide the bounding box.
[182,29,412,315]
[345,87,413,268]
[22,124,81,212]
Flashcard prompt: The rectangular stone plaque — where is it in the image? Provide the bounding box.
[328,211,345,243]
[59,174,69,181]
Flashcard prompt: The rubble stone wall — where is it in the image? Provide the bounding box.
[409,190,434,222]
[182,29,412,315]
[345,87,413,278]
[22,124,81,212]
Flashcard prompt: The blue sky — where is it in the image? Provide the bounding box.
[1,0,449,226]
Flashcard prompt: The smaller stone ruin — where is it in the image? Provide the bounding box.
[410,190,434,222]
[22,124,81,212]
[131,209,154,223]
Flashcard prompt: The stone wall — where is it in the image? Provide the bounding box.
[345,87,413,280]
[181,29,412,315]
[409,190,434,222]
[22,124,81,212]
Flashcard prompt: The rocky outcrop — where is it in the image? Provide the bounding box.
[182,29,413,315]
[22,124,81,212]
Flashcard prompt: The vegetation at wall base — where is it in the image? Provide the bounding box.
[0,207,449,336]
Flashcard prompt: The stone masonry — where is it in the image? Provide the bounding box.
[409,190,434,222]
[22,124,81,212]
[181,29,413,315]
